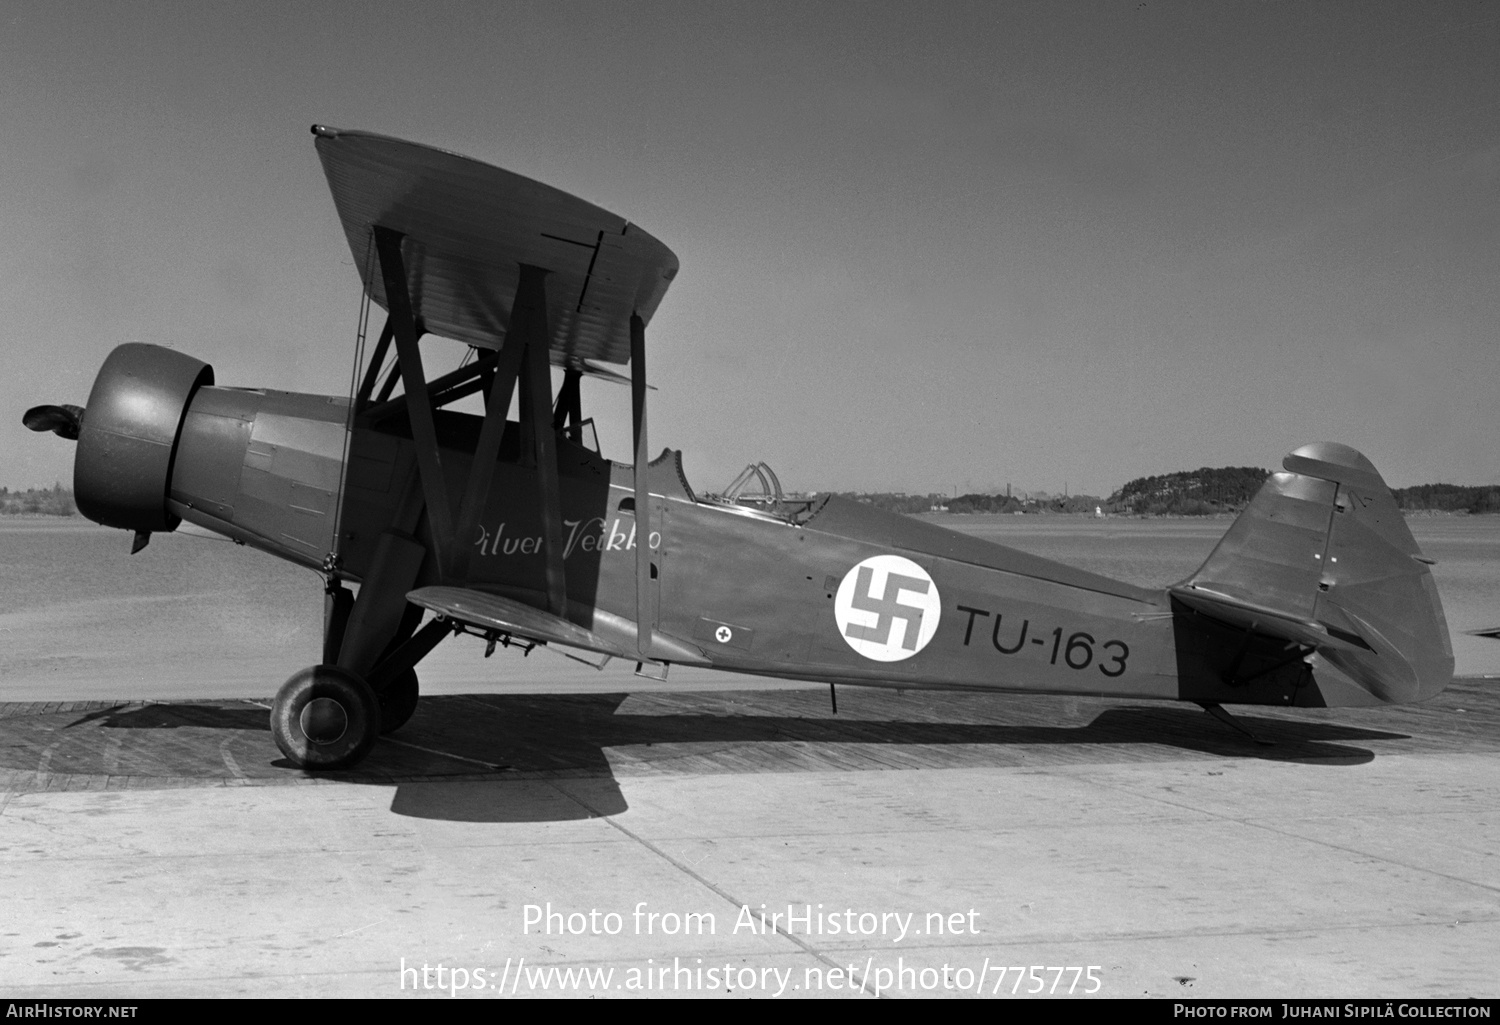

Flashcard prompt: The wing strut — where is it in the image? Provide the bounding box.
[449,304,526,582]
[445,267,568,619]
[371,230,570,616]
[552,366,582,432]
[516,267,568,617]
[631,312,655,658]
[354,316,394,411]
[374,226,455,574]
[360,348,499,424]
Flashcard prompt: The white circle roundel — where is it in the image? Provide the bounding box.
[834,555,941,662]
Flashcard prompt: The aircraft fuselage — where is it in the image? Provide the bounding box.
[164,387,1339,711]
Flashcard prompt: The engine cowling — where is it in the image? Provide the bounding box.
[74,343,214,533]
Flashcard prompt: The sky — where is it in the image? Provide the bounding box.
[3,1,1497,497]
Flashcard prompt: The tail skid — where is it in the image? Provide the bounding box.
[1171,442,1453,706]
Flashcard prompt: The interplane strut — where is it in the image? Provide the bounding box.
[368,232,573,619]
[631,312,655,658]
[373,226,455,574]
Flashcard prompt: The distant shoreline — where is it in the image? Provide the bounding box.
[0,515,108,530]
[915,509,1497,520]
[4,508,1495,528]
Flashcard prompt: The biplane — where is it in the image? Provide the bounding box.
[25,126,1454,769]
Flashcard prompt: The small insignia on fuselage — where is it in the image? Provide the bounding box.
[834,555,941,662]
[694,617,753,652]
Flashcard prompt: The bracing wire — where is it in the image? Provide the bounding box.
[328,228,376,574]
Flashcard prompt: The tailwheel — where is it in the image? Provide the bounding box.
[376,668,420,735]
[270,664,380,769]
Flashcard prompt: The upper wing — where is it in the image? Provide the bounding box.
[312,125,679,365]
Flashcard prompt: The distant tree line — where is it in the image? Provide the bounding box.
[946,493,1105,515]
[835,470,1500,517]
[1101,468,1500,516]
[1106,466,1270,516]
[834,490,1107,515]
[7,479,1498,520]
[1392,484,1500,514]
[835,492,949,515]
[0,484,77,516]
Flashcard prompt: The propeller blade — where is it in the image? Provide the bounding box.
[22,404,84,440]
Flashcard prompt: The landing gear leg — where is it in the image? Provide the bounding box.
[323,580,354,664]
[368,616,452,734]
[376,668,419,734]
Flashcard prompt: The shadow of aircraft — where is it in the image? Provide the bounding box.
[0,688,1437,822]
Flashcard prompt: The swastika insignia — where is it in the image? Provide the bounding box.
[833,555,941,662]
[715,625,733,644]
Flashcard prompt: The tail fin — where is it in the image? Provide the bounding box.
[1171,442,1452,705]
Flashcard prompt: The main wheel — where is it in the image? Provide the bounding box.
[270,664,380,769]
[377,668,419,735]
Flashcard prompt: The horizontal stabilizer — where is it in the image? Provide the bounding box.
[1168,586,1373,654]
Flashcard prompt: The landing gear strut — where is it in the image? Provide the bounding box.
[376,668,420,735]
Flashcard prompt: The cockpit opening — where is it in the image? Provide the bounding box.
[702,461,822,524]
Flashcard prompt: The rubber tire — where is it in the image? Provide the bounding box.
[270,664,380,770]
[377,669,420,735]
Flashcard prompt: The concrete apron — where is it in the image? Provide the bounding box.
[2,682,1497,999]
